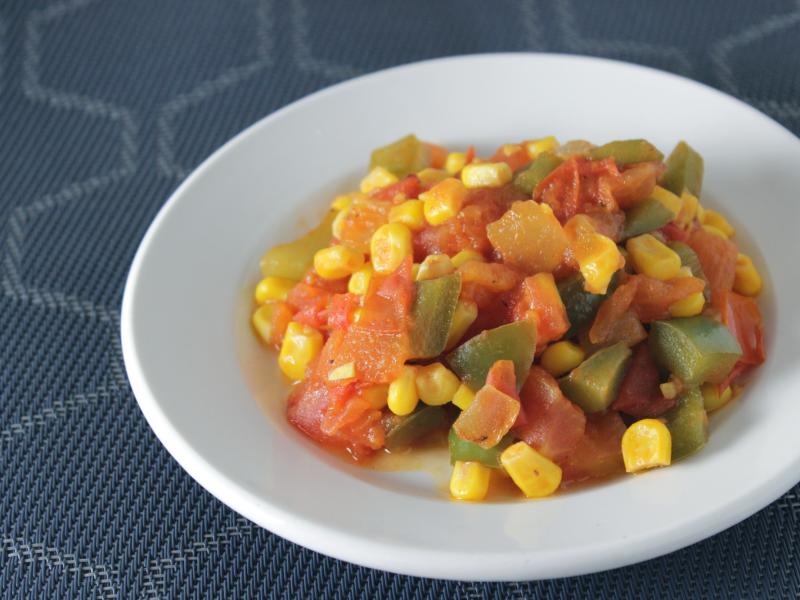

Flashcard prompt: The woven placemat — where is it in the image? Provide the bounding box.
[1,1,798,597]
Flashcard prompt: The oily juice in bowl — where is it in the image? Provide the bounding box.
[249,134,765,502]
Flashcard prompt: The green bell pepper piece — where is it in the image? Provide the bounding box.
[260,211,335,280]
[448,428,513,468]
[557,272,618,338]
[665,388,708,460]
[446,320,537,391]
[384,405,449,450]
[622,197,675,240]
[588,139,664,166]
[369,134,428,177]
[513,152,563,194]
[410,274,461,359]
[661,141,704,196]
[559,342,632,413]
[667,241,711,301]
[649,317,742,385]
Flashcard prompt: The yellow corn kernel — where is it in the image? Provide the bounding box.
[659,381,678,400]
[626,233,682,280]
[331,194,353,211]
[328,361,356,381]
[417,168,449,186]
[449,461,491,501]
[702,224,727,239]
[676,191,700,227]
[702,209,735,238]
[331,207,349,240]
[278,322,323,381]
[370,223,412,274]
[347,264,373,295]
[387,365,419,416]
[669,291,705,317]
[360,166,398,193]
[363,384,389,409]
[500,442,563,498]
[451,383,476,411]
[444,152,467,175]
[445,300,478,349]
[578,233,623,294]
[420,178,467,225]
[702,382,733,412]
[650,185,682,217]
[313,245,365,280]
[525,136,559,159]
[734,253,762,296]
[450,249,484,268]
[252,304,279,345]
[540,341,585,378]
[461,162,513,189]
[388,199,425,231]
[254,276,295,304]
[416,362,460,406]
[621,419,672,473]
[416,254,455,281]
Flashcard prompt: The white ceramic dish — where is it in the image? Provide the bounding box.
[121,53,800,580]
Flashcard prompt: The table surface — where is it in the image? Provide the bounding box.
[2,1,799,598]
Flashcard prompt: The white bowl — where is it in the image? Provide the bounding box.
[121,53,800,580]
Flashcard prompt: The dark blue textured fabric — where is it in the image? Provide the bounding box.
[1,1,799,597]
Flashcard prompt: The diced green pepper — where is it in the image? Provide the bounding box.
[665,388,708,460]
[661,141,704,196]
[667,241,711,301]
[513,152,563,194]
[410,274,461,359]
[446,321,537,391]
[622,197,675,240]
[649,317,742,385]
[557,272,618,338]
[384,405,449,450]
[588,139,664,166]
[260,211,335,280]
[559,342,632,413]
[369,134,428,177]
[448,428,513,469]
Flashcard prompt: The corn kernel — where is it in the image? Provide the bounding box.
[626,233,682,280]
[659,381,678,400]
[650,185,682,217]
[702,382,733,412]
[676,191,700,227]
[734,253,762,296]
[420,178,467,225]
[416,362,460,406]
[331,207,349,240]
[313,245,365,279]
[676,266,693,278]
[445,152,467,175]
[461,162,513,189]
[254,276,295,304]
[540,341,585,378]
[416,254,455,281]
[451,249,484,268]
[669,291,705,317]
[500,442,562,498]
[387,365,419,416]
[331,194,353,211]
[578,232,623,294]
[702,209,735,238]
[252,304,279,345]
[328,361,356,381]
[278,322,323,381]
[451,383,476,410]
[388,199,425,231]
[417,168,449,186]
[360,166,398,193]
[363,384,389,409]
[370,223,412,274]
[702,224,727,239]
[525,136,559,159]
[347,264,373,295]
[449,461,491,501]
[445,300,478,349]
[621,419,672,473]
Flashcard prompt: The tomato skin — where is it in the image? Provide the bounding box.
[719,290,765,389]
[485,360,519,400]
[611,162,664,209]
[535,157,620,223]
[425,143,449,169]
[612,344,676,417]
[660,222,690,242]
[511,275,570,350]
[688,227,737,307]
[370,174,422,201]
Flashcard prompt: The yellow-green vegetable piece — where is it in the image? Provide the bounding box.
[665,388,708,460]
[588,139,664,166]
[558,342,632,413]
[370,134,429,177]
[661,141,704,196]
[410,273,462,359]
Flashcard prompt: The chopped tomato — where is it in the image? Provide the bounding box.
[560,411,626,483]
[511,274,570,349]
[583,208,626,242]
[336,197,391,247]
[490,144,531,172]
[612,344,677,417]
[660,222,690,242]
[514,366,586,461]
[610,162,664,209]
[536,157,621,223]
[688,227,737,307]
[327,293,360,331]
[452,383,520,449]
[485,360,519,400]
[464,145,476,165]
[425,143,449,169]
[720,290,766,369]
[370,174,422,201]
[286,282,334,329]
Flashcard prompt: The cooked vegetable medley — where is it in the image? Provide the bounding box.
[252,134,766,501]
